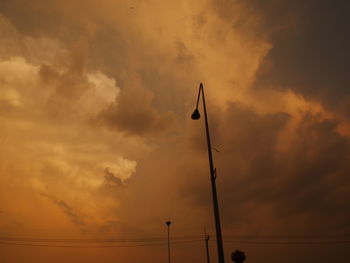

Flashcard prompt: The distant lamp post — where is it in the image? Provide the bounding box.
[166,221,171,263]
[204,228,210,263]
[231,250,246,263]
[191,83,225,263]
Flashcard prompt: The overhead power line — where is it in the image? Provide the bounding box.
[223,234,350,239]
[222,239,350,245]
[222,233,350,245]
[1,234,350,248]
[0,239,203,248]
[0,235,202,243]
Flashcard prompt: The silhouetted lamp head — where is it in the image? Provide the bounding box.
[166,221,171,226]
[191,108,200,120]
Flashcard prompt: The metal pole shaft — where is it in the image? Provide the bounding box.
[167,225,171,263]
[205,236,210,263]
[204,228,210,263]
[201,85,225,263]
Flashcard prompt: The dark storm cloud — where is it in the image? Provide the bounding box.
[0,0,62,37]
[182,103,350,234]
[175,41,195,64]
[270,114,350,227]
[40,193,84,226]
[183,103,289,214]
[213,0,350,113]
[98,84,176,137]
[250,0,350,112]
[0,0,94,43]
[104,168,124,187]
[39,40,89,98]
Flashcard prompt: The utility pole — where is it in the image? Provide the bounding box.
[204,228,210,263]
[166,221,171,263]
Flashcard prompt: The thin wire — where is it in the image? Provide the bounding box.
[222,239,350,245]
[223,234,350,239]
[3,234,350,243]
[0,239,203,248]
[0,235,203,243]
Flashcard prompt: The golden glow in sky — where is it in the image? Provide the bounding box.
[1,1,350,262]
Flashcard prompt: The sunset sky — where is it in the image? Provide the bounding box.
[1,1,350,262]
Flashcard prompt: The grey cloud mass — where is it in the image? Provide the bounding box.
[40,193,85,226]
[98,83,177,137]
[249,0,350,113]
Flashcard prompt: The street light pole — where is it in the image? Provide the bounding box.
[191,83,225,263]
[204,228,210,263]
[166,221,171,263]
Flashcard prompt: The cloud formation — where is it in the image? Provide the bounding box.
[246,0,350,113]
[1,1,350,263]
